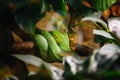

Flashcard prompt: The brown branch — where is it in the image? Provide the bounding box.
[12,41,34,50]
[9,41,36,55]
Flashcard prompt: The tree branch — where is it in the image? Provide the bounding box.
[12,41,34,50]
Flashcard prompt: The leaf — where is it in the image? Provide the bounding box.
[15,4,34,34]
[13,54,64,80]
[49,66,64,80]
[5,76,19,80]
[30,3,46,23]
[99,44,120,58]
[28,64,64,80]
[108,17,120,39]
[79,20,102,29]
[93,29,115,43]
[73,6,94,17]
[12,54,43,67]
[66,0,82,8]
[15,3,45,34]
[93,30,120,45]
[84,44,120,73]
[96,44,120,72]
[92,0,117,11]
[94,35,114,44]
[49,0,66,17]
[93,29,114,39]
[87,49,98,73]
[39,0,49,14]
[66,0,94,17]
[81,14,108,30]
[63,55,84,75]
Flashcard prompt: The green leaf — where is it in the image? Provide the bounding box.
[92,0,117,11]
[66,0,82,8]
[13,0,48,14]
[76,6,94,17]
[49,0,66,17]
[15,3,45,34]
[66,0,94,17]
[30,3,46,23]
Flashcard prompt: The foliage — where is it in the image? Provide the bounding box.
[0,0,120,80]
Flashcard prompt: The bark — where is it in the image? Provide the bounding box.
[11,41,34,50]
